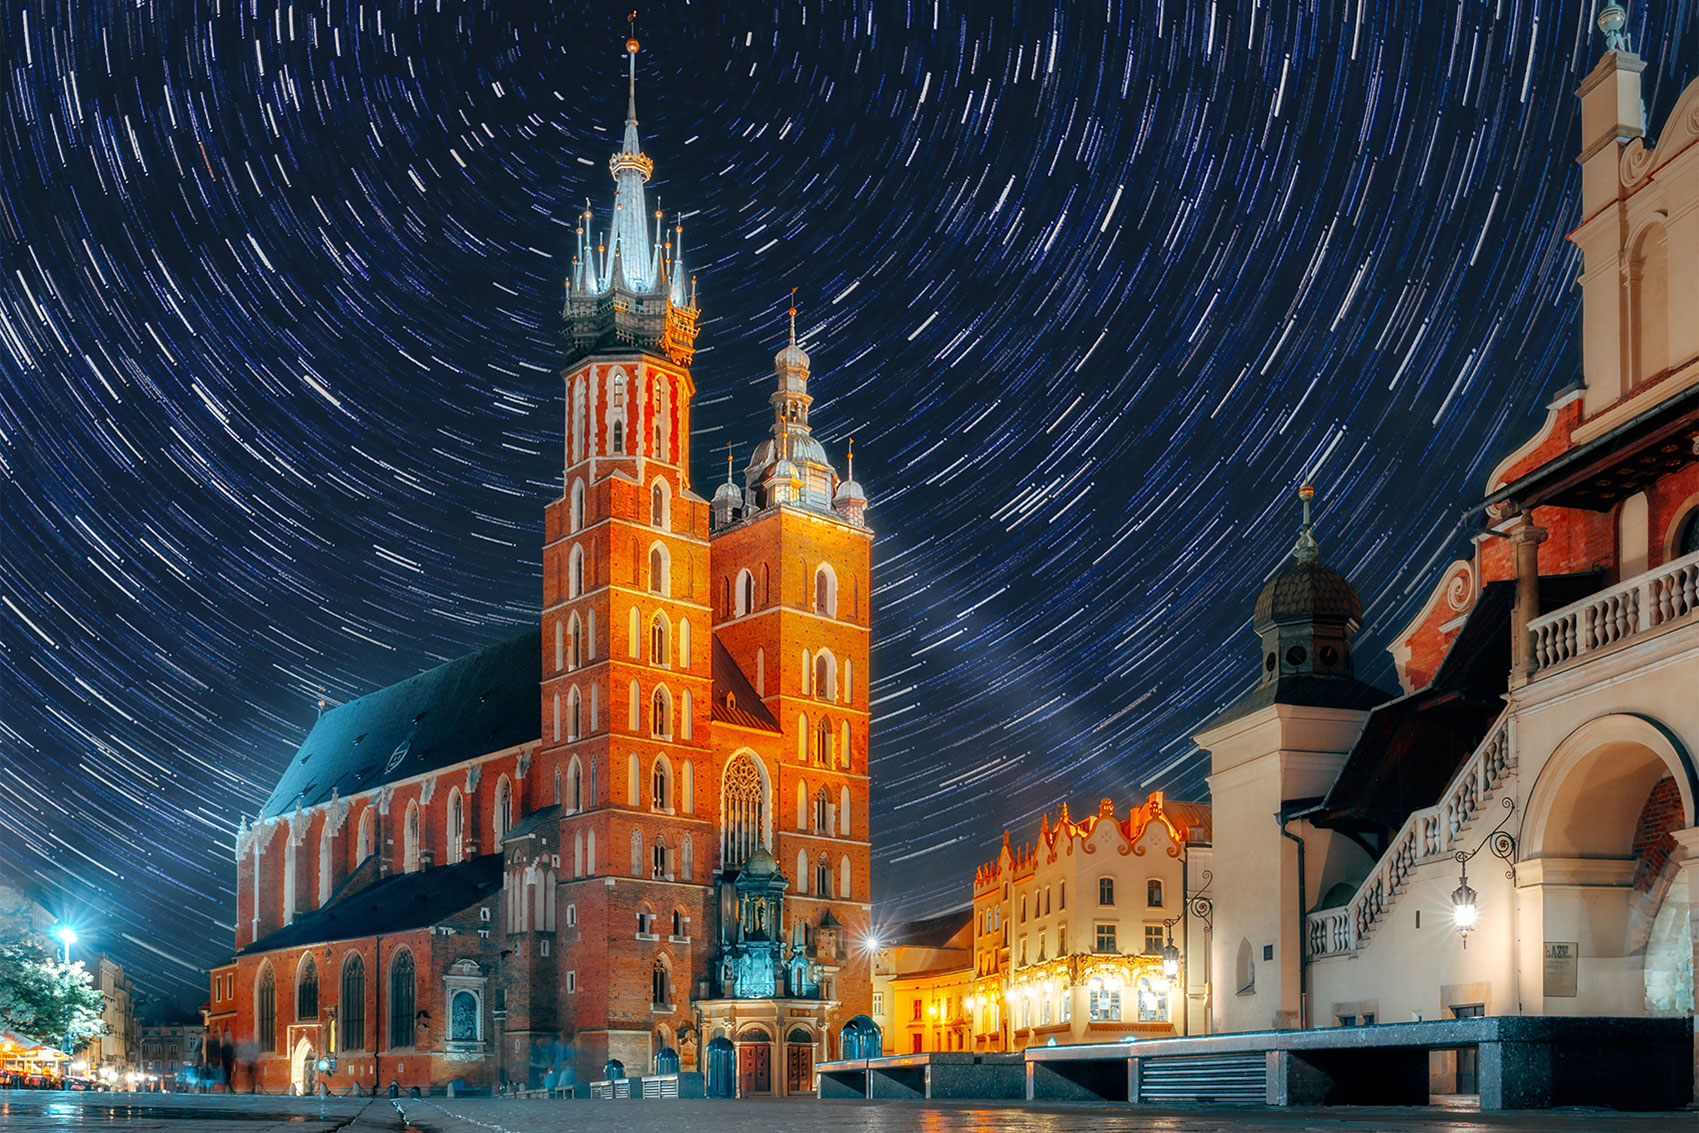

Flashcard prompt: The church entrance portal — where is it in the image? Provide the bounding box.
[737,1030,771,1096]
[785,1028,814,1094]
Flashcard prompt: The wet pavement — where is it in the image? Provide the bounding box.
[1,1091,1694,1131]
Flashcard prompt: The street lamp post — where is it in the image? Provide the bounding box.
[50,925,79,1087]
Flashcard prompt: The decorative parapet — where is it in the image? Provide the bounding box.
[1306,718,1515,959]
[1529,548,1699,675]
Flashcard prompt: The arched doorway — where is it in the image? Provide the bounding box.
[1522,715,1695,1014]
[289,1037,316,1096]
[784,1027,815,1095]
[735,1026,771,1096]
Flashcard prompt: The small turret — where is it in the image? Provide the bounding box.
[711,450,744,529]
[833,438,868,528]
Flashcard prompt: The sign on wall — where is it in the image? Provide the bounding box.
[1543,941,1579,997]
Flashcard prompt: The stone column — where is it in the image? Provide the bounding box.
[1669,828,1699,1105]
[1509,518,1549,679]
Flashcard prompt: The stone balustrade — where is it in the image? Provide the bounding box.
[1305,720,1513,958]
[1529,548,1699,674]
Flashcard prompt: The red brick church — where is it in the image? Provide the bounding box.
[205,38,874,1096]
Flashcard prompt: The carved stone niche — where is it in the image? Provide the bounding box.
[442,959,489,1062]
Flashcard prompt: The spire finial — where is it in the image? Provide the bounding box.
[317,686,326,717]
[725,445,735,485]
[1291,482,1320,563]
[788,288,798,347]
[1597,5,1632,53]
[846,436,855,479]
[625,13,640,123]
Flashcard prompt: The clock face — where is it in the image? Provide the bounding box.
[385,739,411,773]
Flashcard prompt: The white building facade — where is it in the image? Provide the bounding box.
[1201,33,1699,1099]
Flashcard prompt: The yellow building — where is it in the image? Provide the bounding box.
[877,792,1211,1056]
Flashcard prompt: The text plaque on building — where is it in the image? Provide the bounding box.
[1544,941,1578,997]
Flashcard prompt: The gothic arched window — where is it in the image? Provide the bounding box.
[651,686,672,738]
[611,418,626,454]
[649,544,670,596]
[651,482,667,528]
[403,799,421,873]
[815,855,832,899]
[652,757,671,811]
[447,790,464,863]
[721,753,766,868]
[389,950,416,1050]
[569,546,584,599]
[494,776,512,842]
[569,479,585,532]
[568,686,582,740]
[652,958,671,1007]
[339,953,365,1051]
[736,569,755,616]
[296,954,318,1020]
[651,613,670,667]
[567,614,583,670]
[255,964,276,1052]
[814,564,837,616]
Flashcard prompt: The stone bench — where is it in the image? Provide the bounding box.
[816,1053,1025,1100]
[822,1017,1692,1111]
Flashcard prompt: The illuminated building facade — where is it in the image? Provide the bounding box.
[217,39,873,1097]
[1202,26,1699,1099]
[875,792,1211,1055]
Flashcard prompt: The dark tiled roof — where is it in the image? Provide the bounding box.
[1254,560,1364,629]
[710,640,781,732]
[1207,673,1391,731]
[503,804,561,842]
[1159,800,1213,843]
[239,853,503,955]
[888,906,973,950]
[260,632,541,819]
[1314,572,1607,835]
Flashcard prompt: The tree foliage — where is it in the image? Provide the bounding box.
[0,928,107,1049]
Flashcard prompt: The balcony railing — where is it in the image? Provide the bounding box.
[1306,718,1514,959]
[1529,548,1699,675]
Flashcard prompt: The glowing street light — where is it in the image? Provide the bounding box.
[51,923,77,965]
[1451,867,1480,948]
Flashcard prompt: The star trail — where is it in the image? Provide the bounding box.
[1,1,1694,1000]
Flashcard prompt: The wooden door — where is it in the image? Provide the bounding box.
[737,1042,770,1096]
[786,1043,813,1094]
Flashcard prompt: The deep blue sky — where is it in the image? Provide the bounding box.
[2,1,1694,1000]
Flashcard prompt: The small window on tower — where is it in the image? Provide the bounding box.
[612,419,625,454]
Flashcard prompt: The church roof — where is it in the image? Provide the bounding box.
[239,853,504,955]
[259,631,541,819]
[710,639,781,732]
[886,906,974,950]
[1312,571,1605,835]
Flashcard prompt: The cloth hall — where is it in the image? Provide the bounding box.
[206,38,873,1097]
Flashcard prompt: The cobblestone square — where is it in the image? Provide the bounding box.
[2,1092,1695,1131]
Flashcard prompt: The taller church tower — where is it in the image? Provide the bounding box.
[538,34,717,1075]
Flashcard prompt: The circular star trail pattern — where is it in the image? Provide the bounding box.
[1,2,1693,998]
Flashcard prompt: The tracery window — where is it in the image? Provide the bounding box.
[296,954,318,1020]
[721,753,766,868]
[339,954,365,1050]
[388,950,416,1050]
[255,964,276,1052]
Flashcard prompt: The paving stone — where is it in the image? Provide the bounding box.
[3,1090,1695,1131]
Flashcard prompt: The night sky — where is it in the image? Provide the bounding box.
[2,1,1693,1002]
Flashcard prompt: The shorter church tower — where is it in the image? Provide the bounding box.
[1195,486,1388,1034]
